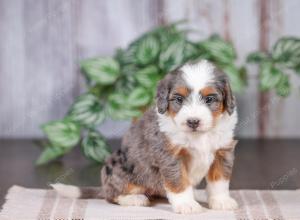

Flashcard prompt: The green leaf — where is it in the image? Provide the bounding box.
[82,130,111,163]
[272,37,300,68]
[69,93,105,126]
[106,92,142,120]
[36,146,68,165]
[113,65,139,94]
[159,39,185,72]
[42,119,81,149]
[275,74,290,97]
[156,24,185,47]
[135,66,160,88]
[135,35,160,65]
[114,48,136,65]
[239,66,248,85]
[121,64,139,76]
[201,35,236,65]
[222,64,246,93]
[110,108,142,120]
[81,58,120,85]
[247,51,268,63]
[259,62,283,91]
[127,87,151,107]
[183,41,203,62]
[107,92,127,108]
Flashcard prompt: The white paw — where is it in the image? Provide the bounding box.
[208,196,238,210]
[172,200,203,214]
[117,194,150,206]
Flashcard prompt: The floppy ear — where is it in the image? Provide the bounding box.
[214,70,236,115]
[222,76,235,115]
[156,74,172,114]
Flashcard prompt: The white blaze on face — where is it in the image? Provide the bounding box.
[174,60,216,132]
[181,60,215,91]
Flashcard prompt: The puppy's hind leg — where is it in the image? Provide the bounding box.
[116,194,150,206]
[114,183,150,206]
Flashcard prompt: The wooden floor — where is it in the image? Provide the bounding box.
[0,139,300,206]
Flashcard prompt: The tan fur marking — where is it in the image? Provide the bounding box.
[165,138,192,168]
[164,141,191,193]
[207,150,227,181]
[167,108,177,118]
[207,141,237,182]
[212,102,224,118]
[123,183,146,194]
[176,86,190,97]
[121,183,164,199]
[200,86,217,96]
[164,163,190,193]
[145,188,165,197]
[165,138,181,156]
[178,148,192,172]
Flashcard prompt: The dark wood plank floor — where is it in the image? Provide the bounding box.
[0,139,300,206]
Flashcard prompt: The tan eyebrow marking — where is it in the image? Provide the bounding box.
[199,86,218,96]
[175,86,190,97]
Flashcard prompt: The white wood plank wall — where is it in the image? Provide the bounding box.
[0,0,299,138]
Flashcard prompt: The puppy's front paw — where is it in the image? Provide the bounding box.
[208,196,238,210]
[172,200,203,214]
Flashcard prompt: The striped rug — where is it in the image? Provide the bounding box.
[1,185,300,220]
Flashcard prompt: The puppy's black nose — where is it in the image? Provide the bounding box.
[187,118,200,129]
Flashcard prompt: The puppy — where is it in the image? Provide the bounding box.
[52,60,238,214]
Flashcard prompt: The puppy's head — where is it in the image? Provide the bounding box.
[156,60,235,133]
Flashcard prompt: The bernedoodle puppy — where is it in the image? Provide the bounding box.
[52,60,238,214]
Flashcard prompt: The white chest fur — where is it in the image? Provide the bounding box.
[181,132,225,186]
[157,109,238,186]
[187,147,214,186]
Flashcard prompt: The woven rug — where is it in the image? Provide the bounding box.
[0,186,299,220]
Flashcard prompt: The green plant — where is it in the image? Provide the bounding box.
[38,23,299,165]
[247,37,300,96]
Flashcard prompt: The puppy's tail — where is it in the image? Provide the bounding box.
[51,183,105,199]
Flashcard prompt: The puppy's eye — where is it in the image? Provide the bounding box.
[205,96,216,104]
[174,95,184,104]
